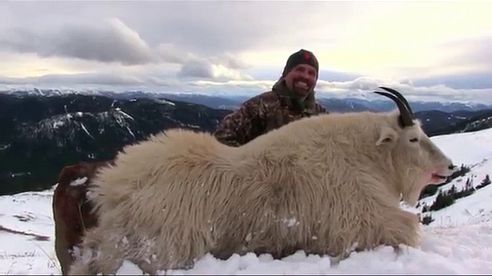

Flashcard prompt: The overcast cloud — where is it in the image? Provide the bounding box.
[1,1,492,104]
[1,18,155,65]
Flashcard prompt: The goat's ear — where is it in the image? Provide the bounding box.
[376,126,398,146]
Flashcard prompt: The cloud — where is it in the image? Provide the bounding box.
[316,77,492,104]
[210,53,250,70]
[0,16,253,82]
[157,44,251,81]
[156,44,199,64]
[413,72,492,90]
[40,72,145,86]
[177,59,252,81]
[178,61,214,78]
[318,77,382,91]
[0,72,144,86]
[389,36,492,90]
[1,2,347,56]
[433,36,492,77]
[0,76,24,85]
[0,18,154,65]
[187,79,274,96]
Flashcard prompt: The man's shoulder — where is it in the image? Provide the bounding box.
[248,90,277,100]
[244,90,280,106]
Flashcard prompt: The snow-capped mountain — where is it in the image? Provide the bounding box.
[0,128,491,274]
[4,88,492,112]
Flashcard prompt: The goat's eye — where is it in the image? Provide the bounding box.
[409,138,419,143]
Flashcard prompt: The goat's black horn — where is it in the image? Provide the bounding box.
[379,86,415,117]
[374,91,415,127]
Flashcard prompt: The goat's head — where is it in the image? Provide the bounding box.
[374,87,455,205]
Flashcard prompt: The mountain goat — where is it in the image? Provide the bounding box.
[69,87,454,275]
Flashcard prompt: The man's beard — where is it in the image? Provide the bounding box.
[293,78,313,98]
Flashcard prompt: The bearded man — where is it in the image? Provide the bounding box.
[214,49,328,147]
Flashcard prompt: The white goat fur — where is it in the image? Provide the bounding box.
[69,111,452,275]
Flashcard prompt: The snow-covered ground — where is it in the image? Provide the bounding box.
[1,128,491,275]
[0,190,59,274]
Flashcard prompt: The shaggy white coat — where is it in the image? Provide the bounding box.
[69,111,453,275]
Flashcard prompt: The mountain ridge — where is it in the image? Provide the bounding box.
[0,93,229,195]
[3,88,492,113]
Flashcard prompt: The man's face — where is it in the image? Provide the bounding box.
[284,64,318,99]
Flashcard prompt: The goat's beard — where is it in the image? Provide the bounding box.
[402,188,420,207]
[401,170,427,207]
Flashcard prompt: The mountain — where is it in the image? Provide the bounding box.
[317,97,492,113]
[315,96,492,137]
[1,128,491,274]
[444,110,492,134]
[414,109,492,136]
[3,89,247,110]
[4,88,492,113]
[138,93,245,111]
[0,93,230,195]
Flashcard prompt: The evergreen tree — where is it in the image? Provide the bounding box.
[449,184,457,196]
[477,174,491,189]
[465,177,474,191]
[483,174,491,185]
[421,214,434,225]
[430,190,455,211]
[421,203,430,213]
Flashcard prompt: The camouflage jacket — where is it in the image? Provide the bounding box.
[213,80,327,147]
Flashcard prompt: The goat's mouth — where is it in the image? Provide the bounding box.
[431,173,448,182]
[429,171,451,184]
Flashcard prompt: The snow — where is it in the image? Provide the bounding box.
[281,217,300,227]
[69,177,87,187]
[0,190,59,274]
[80,123,95,140]
[425,184,492,228]
[0,144,11,151]
[1,128,492,274]
[155,98,176,106]
[51,120,65,129]
[115,108,135,120]
[432,128,492,165]
[126,126,136,139]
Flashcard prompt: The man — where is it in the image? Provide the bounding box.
[214,49,327,147]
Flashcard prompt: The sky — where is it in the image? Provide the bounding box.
[1,128,492,274]
[1,1,492,103]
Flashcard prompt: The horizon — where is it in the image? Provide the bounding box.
[1,1,492,104]
[5,87,492,110]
